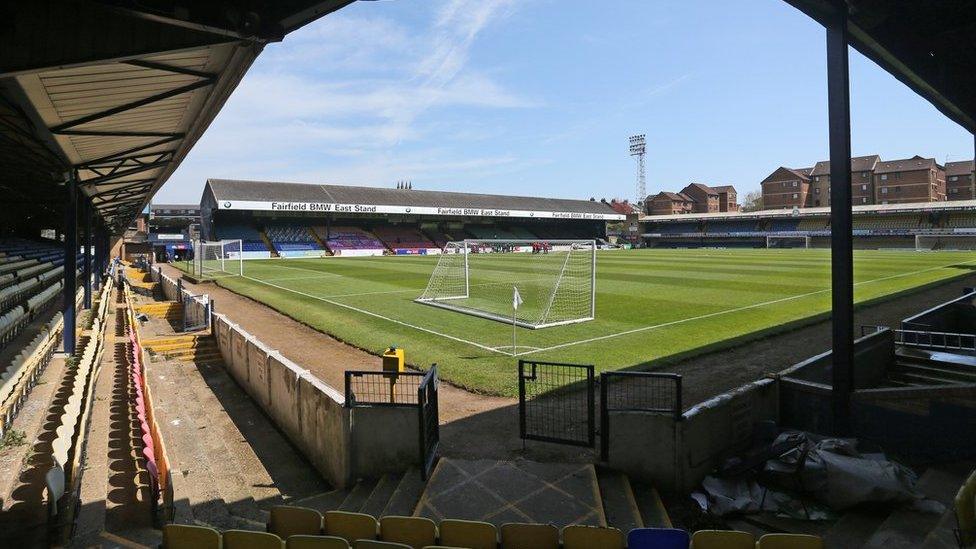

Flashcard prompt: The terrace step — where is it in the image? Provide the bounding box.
[892,362,976,383]
[339,478,379,512]
[863,467,963,549]
[360,473,403,517]
[596,467,643,532]
[887,371,962,386]
[382,468,425,517]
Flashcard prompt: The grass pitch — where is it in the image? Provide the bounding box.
[205,249,975,396]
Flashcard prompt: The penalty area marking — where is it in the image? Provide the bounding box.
[241,275,511,356]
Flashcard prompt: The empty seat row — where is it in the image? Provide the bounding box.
[163,507,824,549]
[0,312,62,437]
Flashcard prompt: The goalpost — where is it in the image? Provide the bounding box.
[766,235,811,249]
[915,234,976,251]
[191,239,243,279]
[416,239,596,329]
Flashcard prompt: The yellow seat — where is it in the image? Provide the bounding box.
[223,529,285,549]
[162,524,221,549]
[756,533,824,549]
[379,516,437,549]
[269,506,324,538]
[562,525,624,549]
[691,530,755,549]
[438,519,497,549]
[500,523,559,549]
[286,535,351,549]
[353,541,412,549]
[325,511,379,542]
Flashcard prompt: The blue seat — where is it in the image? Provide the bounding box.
[626,528,689,549]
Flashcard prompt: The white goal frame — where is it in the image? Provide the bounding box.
[915,233,976,251]
[192,239,243,278]
[416,239,596,329]
[766,235,811,249]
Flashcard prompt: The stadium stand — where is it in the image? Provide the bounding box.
[315,226,387,253]
[703,220,758,234]
[266,222,325,252]
[466,225,520,240]
[949,211,976,229]
[370,225,437,252]
[161,506,827,549]
[768,218,800,232]
[216,222,272,252]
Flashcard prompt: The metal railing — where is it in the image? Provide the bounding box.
[344,370,425,407]
[600,372,682,461]
[895,329,976,352]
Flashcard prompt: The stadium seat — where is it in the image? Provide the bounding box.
[561,524,625,549]
[626,527,690,549]
[269,505,323,538]
[353,541,411,549]
[756,533,823,548]
[499,523,559,549]
[162,524,221,549]
[379,516,437,549]
[690,529,755,549]
[324,511,379,542]
[223,530,285,549]
[286,535,352,549]
[437,519,497,549]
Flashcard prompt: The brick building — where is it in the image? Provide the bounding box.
[712,185,739,212]
[946,160,975,201]
[759,154,957,210]
[649,192,695,215]
[760,167,811,209]
[680,183,720,213]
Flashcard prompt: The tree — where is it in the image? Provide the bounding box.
[741,190,763,212]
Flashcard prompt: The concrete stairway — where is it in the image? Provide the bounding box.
[142,335,222,365]
[884,348,976,388]
[134,301,183,323]
[289,470,427,519]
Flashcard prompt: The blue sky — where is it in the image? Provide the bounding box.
[153,0,974,205]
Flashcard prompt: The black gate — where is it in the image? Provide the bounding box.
[518,360,595,447]
[182,293,210,332]
[600,372,682,461]
[418,366,439,480]
[344,366,440,480]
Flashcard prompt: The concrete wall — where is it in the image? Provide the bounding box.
[902,290,976,334]
[607,377,779,494]
[209,312,421,488]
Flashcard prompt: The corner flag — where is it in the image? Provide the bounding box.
[512,286,522,357]
[513,286,523,310]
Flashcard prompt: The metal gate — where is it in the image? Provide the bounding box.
[518,360,595,447]
[418,366,440,480]
[182,293,210,332]
[600,372,682,461]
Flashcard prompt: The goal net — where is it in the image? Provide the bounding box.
[416,240,596,329]
[915,234,976,251]
[191,240,242,279]
[766,235,811,249]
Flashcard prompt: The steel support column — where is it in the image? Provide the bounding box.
[93,224,103,291]
[826,5,854,435]
[63,172,78,356]
[83,199,92,309]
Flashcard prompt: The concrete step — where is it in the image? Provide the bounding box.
[339,478,379,513]
[863,468,964,549]
[595,467,642,531]
[289,489,352,514]
[383,468,426,517]
[921,503,960,549]
[887,371,959,386]
[823,506,891,548]
[629,482,672,529]
[893,362,976,383]
[360,473,402,518]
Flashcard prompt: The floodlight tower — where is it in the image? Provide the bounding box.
[629,134,646,214]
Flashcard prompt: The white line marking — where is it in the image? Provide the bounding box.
[517,257,976,356]
[264,274,344,282]
[240,275,510,356]
[249,262,341,278]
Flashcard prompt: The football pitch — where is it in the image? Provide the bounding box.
[207,249,976,396]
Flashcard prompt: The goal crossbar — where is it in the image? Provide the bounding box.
[416,239,596,329]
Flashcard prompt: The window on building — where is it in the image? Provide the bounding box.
[792,193,798,199]
[792,181,798,187]
[861,184,867,191]
[881,174,888,181]
[895,172,901,179]
[861,197,867,204]
[881,200,888,205]
[950,176,958,182]
[951,188,959,195]
[895,186,901,192]
[815,188,820,195]
[881,187,888,194]
[862,172,868,178]
[814,176,820,182]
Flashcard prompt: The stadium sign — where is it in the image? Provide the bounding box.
[218,200,625,220]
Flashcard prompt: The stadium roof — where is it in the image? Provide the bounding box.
[641,198,976,222]
[204,179,625,220]
[0,0,353,231]
[784,0,976,133]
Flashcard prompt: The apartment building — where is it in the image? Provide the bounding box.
[874,156,945,204]
[760,167,811,209]
[946,160,975,201]
[648,183,739,215]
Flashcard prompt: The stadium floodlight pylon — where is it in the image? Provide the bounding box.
[193,239,243,279]
[416,239,596,329]
[766,235,811,249]
[915,234,976,251]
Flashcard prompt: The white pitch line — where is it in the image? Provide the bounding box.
[264,274,345,282]
[250,262,342,278]
[241,275,510,356]
[517,257,976,357]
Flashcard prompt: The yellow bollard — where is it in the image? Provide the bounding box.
[383,347,405,403]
